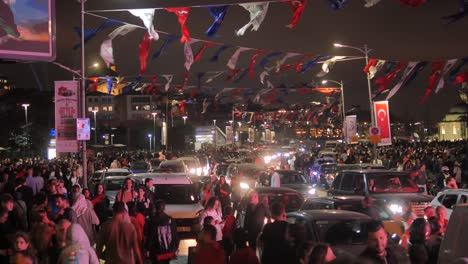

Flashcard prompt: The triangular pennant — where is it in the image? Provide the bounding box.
[442,0,468,24]
[419,61,444,104]
[108,24,139,40]
[364,0,382,7]
[300,55,331,74]
[236,3,269,36]
[184,39,200,71]
[275,53,300,73]
[165,7,191,42]
[369,60,386,79]
[329,0,348,10]
[227,47,250,70]
[375,62,407,92]
[286,0,307,28]
[385,62,419,100]
[138,33,152,75]
[210,45,230,62]
[206,72,225,83]
[100,39,114,68]
[316,56,346,77]
[206,6,229,38]
[194,42,217,62]
[161,75,173,91]
[234,69,249,83]
[152,34,178,60]
[73,19,122,49]
[435,59,458,93]
[249,50,267,78]
[128,9,159,40]
[259,51,283,70]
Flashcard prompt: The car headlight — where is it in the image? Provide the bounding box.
[312,171,318,176]
[264,156,271,163]
[240,182,250,189]
[308,188,316,195]
[189,168,196,174]
[284,153,290,157]
[197,168,202,175]
[388,204,403,214]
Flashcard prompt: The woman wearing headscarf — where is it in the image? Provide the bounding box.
[58,224,99,264]
[72,194,99,245]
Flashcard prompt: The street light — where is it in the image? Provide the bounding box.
[111,134,115,145]
[148,134,152,152]
[213,120,217,149]
[334,42,376,158]
[322,80,345,123]
[92,110,98,144]
[152,112,157,150]
[182,116,188,125]
[21,104,29,125]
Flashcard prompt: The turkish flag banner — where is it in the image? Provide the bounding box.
[373,101,392,146]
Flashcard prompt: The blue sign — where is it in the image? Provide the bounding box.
[49,129,56,137]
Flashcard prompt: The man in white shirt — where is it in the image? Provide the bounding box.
[269,168,281,187]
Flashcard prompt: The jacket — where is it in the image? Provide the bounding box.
[144,213,179,258]
[58,224,99,264]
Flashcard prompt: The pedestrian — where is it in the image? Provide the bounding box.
[96,202,143,264]
[200,197,224,243]
[115,178,137,204]
[308,243,336,264]
[454,161,463,187]
[10,231,37,263]
[222,206,236,258]
[359,220,409,264]
[408,218,430,264]
[143,200,179,264]
[243,191,270,250]
[71,193,100,245]
[90,183,110,226]
[194,224,225,264]
[229,227,259,264]
[268,167,281,187]
[258,202,298,264]
[53,194,77,223]
[214,176,231,209]
[135,185,152,217]
[58,224,99,264]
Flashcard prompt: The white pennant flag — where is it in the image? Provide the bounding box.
[227,47,250,70]
[161,75,173,91]
[266,80,274,89]
[259,71,269,84]
[369,60,386,79]
[435,59,458,93]
[202,98,210,114]
[236,3,269,36]
[316,56,346,77]
[386,62,419,100]
[206,72,225,83]
[100,39,114,67]
[254,88,273,103]
[108,24,139,40]
[275,53,299,73]
[184,39,199,71]
[364,0,382,8]
[128,9,159,40]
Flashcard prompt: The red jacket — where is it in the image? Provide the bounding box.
[222,215,236,240]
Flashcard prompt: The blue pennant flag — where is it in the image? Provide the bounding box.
[384,61,398,74]
[300,55,331,74]
[259,51,283,70]
[405,62,428,86]
[105,77,113,94]
[449,57,468,83]
[329,0,348,10]
[210,45,230,62]
[73,19,123,50]
[442,0,468,24]
[234,69,248,83]
[152,35,179,60]
[206,6,229,38]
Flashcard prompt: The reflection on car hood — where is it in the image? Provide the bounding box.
[372,193,433,203]
[165,203,204,219]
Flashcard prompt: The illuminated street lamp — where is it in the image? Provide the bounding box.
[92,110,98,144]
[152,112,157,150]
[182,116,188,125]
[148,134,152,152]
[21,104,29,125]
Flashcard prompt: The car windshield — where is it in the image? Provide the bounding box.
[131,162,149,170]
[367,174,418,193]
[321,164,337,174]
[181,160,198,168]
[104,178,126,191]
[197,157,208,167]
[103,171,131,178]
[216,165,229,176]
[238,166,264,179]
[160,164,184,173]
[264,193,303,212]
[154,184,199,204]
[278,171,308,184]
[315,220,370,245]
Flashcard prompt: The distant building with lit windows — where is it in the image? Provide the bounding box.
[438,103,467,141]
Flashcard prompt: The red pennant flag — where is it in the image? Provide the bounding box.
[277,64,292,75]
[419,61,444,105]
[165,7,191,42]
[194,42,216,62]
[226,69,241,81]
[151,85,161,95]
[286,0,307,28]
[364,59,378,73]
[249,49,267,78]
[145,76,158,94]
[294,54,313,72]
[266,89,279,102]
[179,100,187,114]
[138,33,151,75]
[400,0,426,7]
[374,62,407,92]
[453,71,468,84]
[190,88,199,98]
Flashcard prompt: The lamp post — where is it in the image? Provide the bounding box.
[182,116,188,125]
[334,42,376,159]
[322,80,345,123]
[21,104,29,125]
[213,119,217,149]
[92,110,98,144]
[152,112,157,150]
[111,134,115,145]
[148,134,152,152]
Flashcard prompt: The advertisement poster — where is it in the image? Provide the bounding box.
[76,118,90,141]
[0,0,55,61]
[345,115,358,144]
[55,80,78,152]
[373,101,392,146]
[226,126,233,145]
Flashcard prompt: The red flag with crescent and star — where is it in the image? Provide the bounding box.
[373,101,392,146]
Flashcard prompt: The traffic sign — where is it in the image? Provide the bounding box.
[369,126,381,136]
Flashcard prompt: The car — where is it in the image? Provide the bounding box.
[286,210,372,258]
[196,154,211,176]
[102,175,139,206]
[430,189,468,219]
[177,157,203,176]
[274,170,317,197]
[129,161,150,174]
[136,173,204,235]
[328,170,433,218]
[88,168,132,192]
[213,163,229,178]
[311,162,337,188]
[438,203,468,263]
[159,160,188,174]
[336,163,386,173]
[318,149,337,158]
[237,187,304,229]
[226,163,266,197]
[301,196,405,238]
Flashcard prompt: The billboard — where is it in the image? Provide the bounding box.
[55,80,79,153]
[373,101,392,146]
[0,0,55,61]
[76,118,90,141]
[345,115,358,144]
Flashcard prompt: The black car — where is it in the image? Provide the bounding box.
[287,210,372,257]
[328,170,432,218]
[274,170,317,197]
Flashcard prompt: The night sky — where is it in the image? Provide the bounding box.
[1,0,467,124]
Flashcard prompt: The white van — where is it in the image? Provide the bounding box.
[136,173,203,234]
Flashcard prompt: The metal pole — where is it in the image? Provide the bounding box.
[153,115,156,151]
[81,0,88,188]
[232,109,235,147]
[364,44,377,162]
[93,111,97,144]
[24,107,28,125]
[340,81,345,124]
[213,120,217,150]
